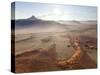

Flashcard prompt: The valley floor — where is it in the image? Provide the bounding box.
[14,31,97,73]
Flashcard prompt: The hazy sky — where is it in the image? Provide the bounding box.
[11,2,97,21]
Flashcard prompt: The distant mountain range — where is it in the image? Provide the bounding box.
[58,20,97,25]
[11,15,97,33]
[12,15,69,33]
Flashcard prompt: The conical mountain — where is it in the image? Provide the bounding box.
[27,15,39,20]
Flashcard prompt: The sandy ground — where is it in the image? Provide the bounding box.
[13,22,97,73]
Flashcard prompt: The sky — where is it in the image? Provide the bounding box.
[11,2,97,21]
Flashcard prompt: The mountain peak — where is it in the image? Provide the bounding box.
[28,15,38,20]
